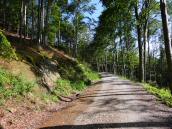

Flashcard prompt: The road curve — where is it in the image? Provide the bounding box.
[40,73,172,129]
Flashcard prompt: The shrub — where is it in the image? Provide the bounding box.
[0,68,35,102]
[0,31,17,59]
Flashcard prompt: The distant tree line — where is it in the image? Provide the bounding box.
[0,0,95,58]
[86,0,172,92]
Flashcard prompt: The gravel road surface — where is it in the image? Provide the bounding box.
[40,73,172,129]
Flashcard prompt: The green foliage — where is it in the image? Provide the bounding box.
[71,81,86,91]
[79,63,100,81]
[55,56,86,82]
[0,32,17,59]
[54,79,86,95]
[48,3,61,45]
[45,79,87,102]
[0,68,35,104]
[54,79,73,96]
[144,84,172,107]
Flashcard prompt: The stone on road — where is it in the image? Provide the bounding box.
[40,73,172,129]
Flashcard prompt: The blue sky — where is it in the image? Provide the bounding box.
[90,0,104,21]
[84,0,104,28]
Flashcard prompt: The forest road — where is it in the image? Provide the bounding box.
[39,73,172,129]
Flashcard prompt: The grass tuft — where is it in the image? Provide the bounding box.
[144,84,172,107]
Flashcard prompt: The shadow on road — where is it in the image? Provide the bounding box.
[39,73,172,129]
[40,121,172,129]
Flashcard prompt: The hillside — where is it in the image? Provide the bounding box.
[0,31,99,129]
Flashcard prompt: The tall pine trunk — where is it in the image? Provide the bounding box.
[20,0,24,39]
[135,6,144,82]
[160,0,172,93]
[31,0,35,40]
[37,0,41,44]
[24,1,27,39]
[41,0,45,44]
[44,0,51,45]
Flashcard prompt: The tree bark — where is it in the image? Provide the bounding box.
[24,1,27,39]
[41,0,45,44]
[31,0,35,40]
[58,19,61,46]
[135,5,144,82]
[44,0,52,45]
[20,0,24,39]
[37,0,41,44]
[160,0,172,93]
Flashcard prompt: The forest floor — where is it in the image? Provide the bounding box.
[38,73,172,129]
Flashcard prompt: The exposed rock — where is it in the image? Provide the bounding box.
[39,59,61,91]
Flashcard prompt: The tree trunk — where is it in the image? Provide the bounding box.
[41,0,45,44]
[20,0,24,39]
[37,0,41,44]
[58,19,61,46]
[148,33,151,81]
[24,1,27,39]
[143,0,150,82]
[74,1,79,58]
[135,6,144,82]
[143,21,148,82]
[160,0,172,93]
[44,0,51,45]
[31,0,35,40]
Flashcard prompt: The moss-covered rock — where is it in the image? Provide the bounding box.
[0,32,17,59]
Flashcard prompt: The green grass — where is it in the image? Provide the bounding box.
[54,79,87,95]
[144,83,172,107]
[0,68,35,105]
[78,63,100,81]
[42,62,100,103]
[44,79,88,102]
[54,79,73,96]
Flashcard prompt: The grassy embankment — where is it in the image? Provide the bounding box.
[0,31,100,105]
[144,83,172,107]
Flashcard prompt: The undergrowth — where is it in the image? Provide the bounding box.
[42,79,87,102]
[0,68,35,105]
[144,84,172,107]
[43,63,100,103]
[0,31,17,59]
[79,63,100,81]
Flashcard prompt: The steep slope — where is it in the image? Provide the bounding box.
[0,31,100,129]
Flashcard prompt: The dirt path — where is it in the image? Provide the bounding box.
[39,73,172,129]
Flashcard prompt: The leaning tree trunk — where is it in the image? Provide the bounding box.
[160,0,172,93]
